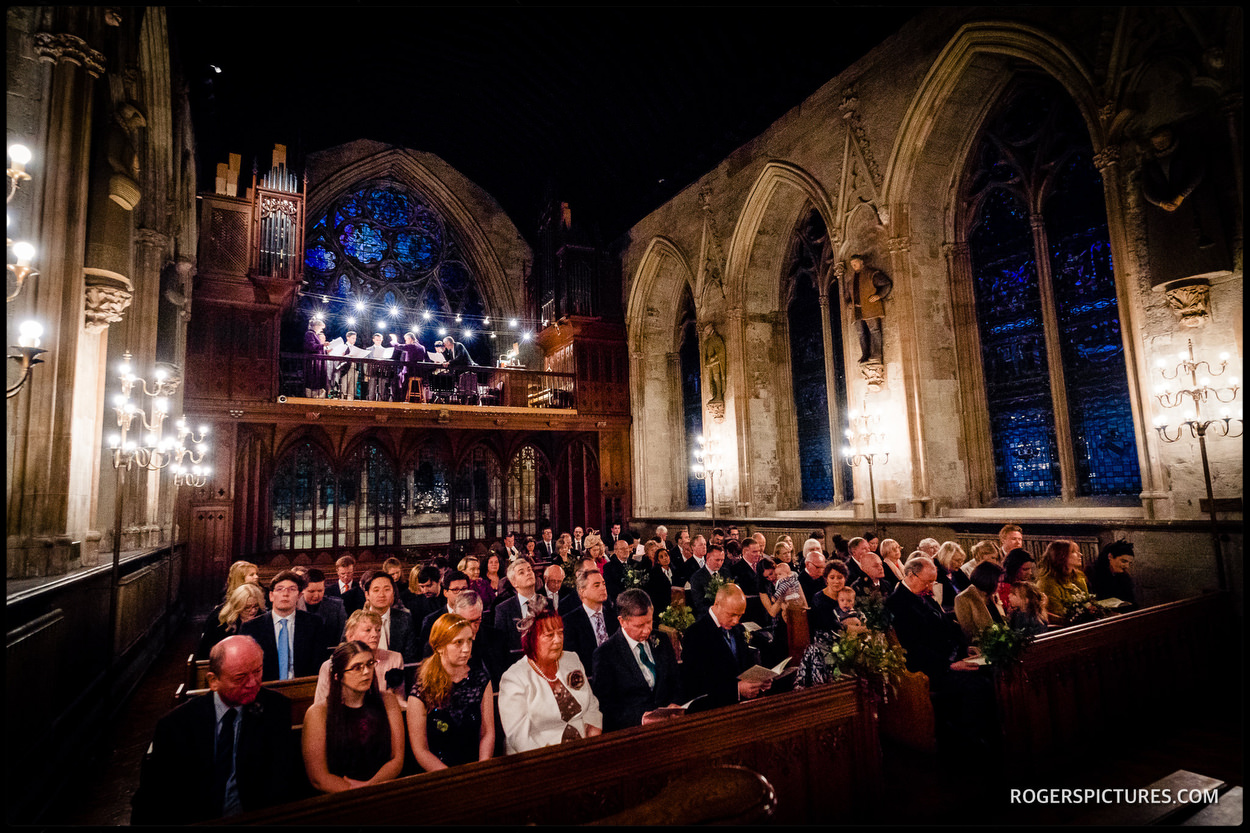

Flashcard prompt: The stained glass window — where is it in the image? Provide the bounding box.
[302,180,488,361]
[680,312,706,508]
[786,208,851,505]
[966,78,1140,498]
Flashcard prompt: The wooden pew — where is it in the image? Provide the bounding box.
[587,765,777,825]
[181,675,320,726]
[222,679,883,826]
[993,592,1236,769]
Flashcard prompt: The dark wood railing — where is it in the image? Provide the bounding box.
[279,353,575,409]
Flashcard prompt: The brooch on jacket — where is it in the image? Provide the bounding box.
[567,669,586,690]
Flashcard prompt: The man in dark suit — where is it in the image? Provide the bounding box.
[362,570,418,664]
[131,636,300,823]
[851,552,895,597]
[571,526,586,556]
[493,557,539,661]
[799,549,827,603]
[672,533,705,588]
[562,568,619,677]
[845,537,870,585]
[540,563,575,613]
[536,525,558,562]
[592,589,682,731]
[688,544,730,619]
[325,554,366,615]
[454,590,508,687]
[885,555,993,757]
[418,570,470,654]
[601,538,634,602]
[406,564,444,625]
[240,570,325,680]
[298,568,346,649]
[654,525,681,563]
[605,521,623,551]
[680,585,770,710]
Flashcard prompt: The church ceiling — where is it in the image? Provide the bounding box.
[169,7,919,245]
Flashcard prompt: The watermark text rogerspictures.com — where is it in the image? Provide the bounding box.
[1010,788,1220,805]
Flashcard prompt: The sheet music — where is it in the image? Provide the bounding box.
[327,336,347,355]
[369,346,395,360]
[346,345,371,358]
[429,351,447,364]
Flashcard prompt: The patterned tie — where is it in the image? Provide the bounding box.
[277,618,291,680]
[214,708,237,814]
[592,610,607,646]
[636,642,656,687]
[723,628,737,658]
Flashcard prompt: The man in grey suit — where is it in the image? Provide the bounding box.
[592,589,682,731]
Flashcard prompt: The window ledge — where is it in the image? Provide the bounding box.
[941,506,1147,521]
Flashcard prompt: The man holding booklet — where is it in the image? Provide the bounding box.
[680,584,772,709]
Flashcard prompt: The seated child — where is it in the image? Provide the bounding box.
[1007,581,1049,637]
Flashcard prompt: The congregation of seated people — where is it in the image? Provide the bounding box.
[135,520,1139,823]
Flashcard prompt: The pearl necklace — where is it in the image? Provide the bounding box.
[528,659,560,683]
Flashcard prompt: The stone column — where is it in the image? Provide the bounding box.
[1030,215,1077,502]
[820,268,847,504]
[887,233,931,518]
[944,241,994,505]
[666,350,683,513]
[7,28,106,577]
[725,306,747,518]
[132,227,173,548]
[1094,145,1165,520]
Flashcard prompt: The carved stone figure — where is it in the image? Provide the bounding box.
[701,324,727,408]
[1139,125,1232,287]
[843,254,893,364]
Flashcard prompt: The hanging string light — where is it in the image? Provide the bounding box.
[296,290,542,343]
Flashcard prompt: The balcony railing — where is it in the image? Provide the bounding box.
[278,353,576,410]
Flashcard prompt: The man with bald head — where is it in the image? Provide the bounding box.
[799,548,828,603]
[681,585,770,710]
[132,636,298,823]
[852,552,894,596]
[602,537,633,602]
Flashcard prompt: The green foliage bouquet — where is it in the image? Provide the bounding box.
[976,621,1033,668]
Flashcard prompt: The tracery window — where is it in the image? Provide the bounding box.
[679,302,706,509]
[269,441,336,550]
[964,78,1141,498]
[786,207,852,505]
[399,445,452,546]
[337,442,398,548]
[455,445,502,542]
[506,445,551,537]
[302,180,487,359]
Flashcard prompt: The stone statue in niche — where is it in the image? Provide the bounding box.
[843,253,892,373]
[107,102,146,210]
[701,324,727,421]
[1139,124,1232,290]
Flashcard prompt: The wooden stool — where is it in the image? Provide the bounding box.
[404,377,424,403]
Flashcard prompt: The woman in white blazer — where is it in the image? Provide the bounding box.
[498,596,602,754]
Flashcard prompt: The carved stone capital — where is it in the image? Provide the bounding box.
[1093,145,1120,171]
[33,32,106,78]
[942,241,970,260]
[833,261,846,280]
[860,360,886,392]
[135,227,171,250]
[887,236,910,254]
[726,306,743,322]
[706,400,726,423]
[82,269,133,333]
[1161,279,1211,327]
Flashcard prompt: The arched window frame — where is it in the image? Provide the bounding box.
[953,76,1143,504]
[268,439,337,551]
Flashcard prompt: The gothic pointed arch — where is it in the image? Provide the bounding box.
[626,236,697,516]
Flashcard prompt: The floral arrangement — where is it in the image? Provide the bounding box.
[822,628,908,688]
[658,601,695,633]
[622,562,650,591]
[1060,588,1109,627]
[976,621,1033,668]
[704,573,733,604]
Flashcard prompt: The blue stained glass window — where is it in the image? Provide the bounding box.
[1047,152,1141,496]
[967,78,1140,499]
[786,208,849,505]
[680,315,706,508]
[394,229,440,269]
[340,222,387,264]
[305,244,336,272]
[301,179,488,357]
[367,188,410,226]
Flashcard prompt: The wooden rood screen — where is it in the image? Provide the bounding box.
[225,680,882,826]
